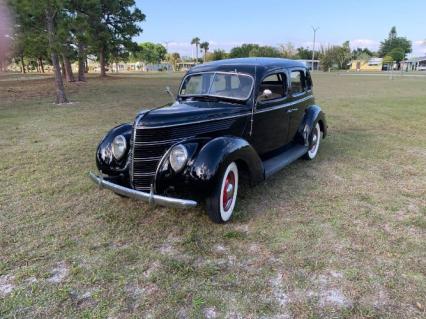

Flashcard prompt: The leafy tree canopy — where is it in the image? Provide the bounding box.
[389,47,405,62]
[378,26,412,57]
[135,42,166,64]
[229,43,281,58]
[208,49,227,61]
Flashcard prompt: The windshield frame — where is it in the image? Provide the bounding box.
[178,71,255,102]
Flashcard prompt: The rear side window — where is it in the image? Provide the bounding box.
[290,70,306,94]
[258,73,287,102]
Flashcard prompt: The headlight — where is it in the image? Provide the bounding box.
[112,135,127,160]
[169,144,188,172]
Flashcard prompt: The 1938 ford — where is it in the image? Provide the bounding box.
[89,58,327,223]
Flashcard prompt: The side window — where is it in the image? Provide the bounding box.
[290,70,306,94]
[258,73,287,102]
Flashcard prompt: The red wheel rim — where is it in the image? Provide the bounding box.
[222,171,235,212]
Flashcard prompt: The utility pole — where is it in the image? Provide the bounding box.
[311,26,319,71]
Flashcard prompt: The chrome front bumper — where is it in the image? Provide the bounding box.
[89,172,197,209]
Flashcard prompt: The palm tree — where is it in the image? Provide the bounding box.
[191,37,200,62]
[200,42,209,62]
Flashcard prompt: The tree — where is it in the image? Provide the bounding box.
[200,41,209,62]
[65,1,92,82]
[320,41,352,71]
[79,0,145,77]
[378,26,412,58]
[229,44,259,58]
[336,41,352,69]
[248,45,281,58]
[9,0,69,103]
[166,52,180,71]
[209,49,227,61]
[0,0,12,72]
[279,42,297,58]
[389,47,405,63]
[229,44,281,58]
[296,47,313,60]
[352,47,374,60]
[136,42,166,64]
[191,37,200,62]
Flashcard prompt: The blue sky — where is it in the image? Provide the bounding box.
[134,0,426,57]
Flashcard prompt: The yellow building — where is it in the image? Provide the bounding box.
[350,58,383,71]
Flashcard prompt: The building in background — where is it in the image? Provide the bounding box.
[350,58,383,72]
[401,56,426,71]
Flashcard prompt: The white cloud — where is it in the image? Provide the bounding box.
[349,39,380,50]
[410,40,426,57]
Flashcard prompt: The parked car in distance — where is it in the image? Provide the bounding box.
[89,58,328,223]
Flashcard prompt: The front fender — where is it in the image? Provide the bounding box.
[96,123,132,176]
[188,136,264,193]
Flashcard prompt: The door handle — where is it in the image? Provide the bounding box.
[287,108,298,113]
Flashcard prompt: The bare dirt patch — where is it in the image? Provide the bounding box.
[0,275,15,296]
[47,261,69,283]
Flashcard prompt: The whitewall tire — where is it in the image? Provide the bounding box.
[304,123,321,160]
[206,162,239,223]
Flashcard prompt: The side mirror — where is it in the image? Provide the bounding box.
[259,89,272,100]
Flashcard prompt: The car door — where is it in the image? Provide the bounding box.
[249,71,291,156]
[286,68,313,142]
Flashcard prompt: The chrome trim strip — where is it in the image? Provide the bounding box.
[255,95,313,114]
[89,172,197,209]
[133,172,156,177]
[134,137,185,145]
[133,156,163,162]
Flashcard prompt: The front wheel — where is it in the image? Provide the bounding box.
[206,162,239,223]
[304,123,321,160]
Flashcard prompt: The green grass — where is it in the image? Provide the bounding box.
[0,72,425,318]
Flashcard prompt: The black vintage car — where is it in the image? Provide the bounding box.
[90,58,327,223]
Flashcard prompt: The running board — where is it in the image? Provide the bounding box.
[263,144,308,179]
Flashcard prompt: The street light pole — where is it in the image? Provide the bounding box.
[311,26,319,71]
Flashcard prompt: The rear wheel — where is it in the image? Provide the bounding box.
[304,123,321,160]
[206,162,239,223]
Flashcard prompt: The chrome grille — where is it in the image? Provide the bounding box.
[131,118,236,191]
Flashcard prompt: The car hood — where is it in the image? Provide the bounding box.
[135,101,250,128]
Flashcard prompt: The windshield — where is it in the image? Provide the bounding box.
[179,72,254,101]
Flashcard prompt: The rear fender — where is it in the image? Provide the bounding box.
[297,105,327,145]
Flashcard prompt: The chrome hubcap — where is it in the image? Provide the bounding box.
[222,171,235,212]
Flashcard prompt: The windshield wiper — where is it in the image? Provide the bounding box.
[187,95,220,102]
[184,95,245,105]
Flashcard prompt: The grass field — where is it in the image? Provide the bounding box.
[0,71,425,319]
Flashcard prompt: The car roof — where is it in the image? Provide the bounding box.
[187,57,306,78]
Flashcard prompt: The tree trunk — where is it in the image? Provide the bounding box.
[62,54,75,82]
[99,47,106,77]
[85,57,89,73]
[20,55,26,73]
[46,9,68,104]
[39,58,45,73]
[77,41,86,81]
